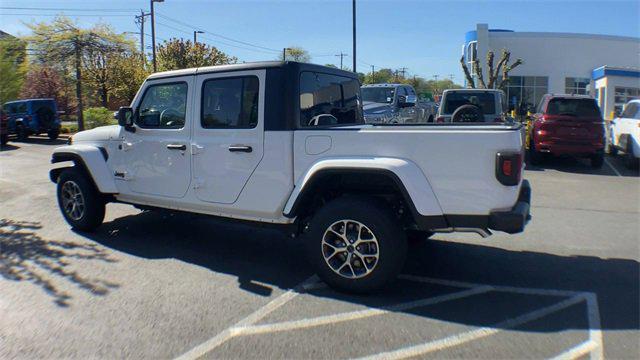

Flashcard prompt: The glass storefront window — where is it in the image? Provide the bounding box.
[613,87,640,116]
[565,77,590,95]
[505,76,549,113]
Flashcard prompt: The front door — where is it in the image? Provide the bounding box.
[120,77,193,198]
[192,70,265,204]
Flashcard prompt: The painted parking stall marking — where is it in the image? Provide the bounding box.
[176,275,603,360]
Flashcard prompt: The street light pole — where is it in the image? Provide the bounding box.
[150,0,164,73]
[352,0,356,73]
[194,30,204,44]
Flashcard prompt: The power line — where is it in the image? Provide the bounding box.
[0,7,137,12]
[156,12,280,53]
[1,13,134,17]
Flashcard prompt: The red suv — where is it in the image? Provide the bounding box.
[528,94,605,168]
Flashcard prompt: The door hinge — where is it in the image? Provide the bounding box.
[191,143,204,155]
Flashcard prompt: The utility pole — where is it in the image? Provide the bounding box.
[282,47,291,61]
[394,70,398,82]
[370,64,375,82]
[134,10,149,59]
[449,74,455,81]
[150,0,164,73]
[194,30,204,44]
[398,67,407,79]
[335,52,347,70]
[433,75,440,96]
[352,0,356,73]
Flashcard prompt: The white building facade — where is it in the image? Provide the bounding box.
[463,24,640,119]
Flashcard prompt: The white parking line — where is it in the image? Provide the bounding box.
[175,274,603,360]
[355,294,587,360]
[174,275,319,360]
[605,158,622,177]
[233,286,492,336]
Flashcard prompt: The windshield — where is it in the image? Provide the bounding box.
[30,100,56,114]
[443,92,496,115]
[546,98,601,118]
[361,87,395,104]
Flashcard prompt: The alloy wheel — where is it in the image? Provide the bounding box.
[321,219,380,279]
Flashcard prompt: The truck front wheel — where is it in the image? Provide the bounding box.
[56,168,105,232]
[305,196,407,293]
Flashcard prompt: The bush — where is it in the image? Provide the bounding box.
[60,124,78,134]
[83,107,116,129]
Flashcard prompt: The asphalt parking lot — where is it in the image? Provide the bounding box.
[1,138,638,359]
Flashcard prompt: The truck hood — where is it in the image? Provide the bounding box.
[72,125,121,142]
[363,102,392,114]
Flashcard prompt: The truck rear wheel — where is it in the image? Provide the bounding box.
[56,168,105,232]
[591,151,604,169]
[48,129,59,140]
[305,196,407,293]
[625,143,638,169]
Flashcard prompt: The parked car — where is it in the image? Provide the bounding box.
[528,94,605,168]
[362,84,436,124]
[608,99,640,168]
[0,108,8,146]
[49,61,530,293]
[2,98,61,141]
[436,89,508,123]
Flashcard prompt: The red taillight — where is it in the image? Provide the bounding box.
[496,152,522,186]
[436,116,445,123]
[502,160,513,177]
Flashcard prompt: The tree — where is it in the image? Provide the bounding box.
[26,16,129,130]
[157,38,237,71]
[83,24,135,108]
[460,49,523,90]
[0,37,27,105]
[281,46,310,63]
[107,52,150,106]
[20,65,75,116]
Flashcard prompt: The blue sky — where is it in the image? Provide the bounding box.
[1,0,639,83]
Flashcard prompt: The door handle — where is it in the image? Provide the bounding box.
[228,145,252,153]
[167,144,187,150]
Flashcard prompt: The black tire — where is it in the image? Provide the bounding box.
[625,143,638,169]
[305,196,407,293]
[0,134,8,146]
[16,126,28,141]
[56,168,105,232]
[48,129,59,140]
[607,139,618,156]
[427,115,434,123]
[528,138,543,165]
[591,151,604,169]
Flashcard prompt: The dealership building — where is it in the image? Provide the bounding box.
[463,24,640,119]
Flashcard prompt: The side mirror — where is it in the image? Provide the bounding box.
[117,107,135,132]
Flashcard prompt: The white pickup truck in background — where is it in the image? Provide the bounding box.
[50,62,531,292]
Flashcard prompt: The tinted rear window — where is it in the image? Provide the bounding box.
[443,92,495,115]
[546,98,601,118]
[30,100,56,114]
[299,71,363,127]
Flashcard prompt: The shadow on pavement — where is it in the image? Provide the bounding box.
[526,155,639,177]
[0,143,20,152]
[83,210,639,333]
[0,219,119,307]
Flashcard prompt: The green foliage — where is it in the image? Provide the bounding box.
[106,52,150,106]
[60,123,78,134]
[25,16,134,130]
[83,107,115,129]
[157,38,237,71]
[281,47,311,63]
[0,38,28,105]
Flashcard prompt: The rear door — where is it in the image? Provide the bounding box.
[192,70,265,204]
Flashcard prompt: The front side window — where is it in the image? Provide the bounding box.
[620,103,638,119]
[506,76,548,113]
[201,76,259,129]
[299,71,363,127]
[137,82,188,129]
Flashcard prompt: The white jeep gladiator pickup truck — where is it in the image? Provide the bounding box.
[50,62,531,292]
